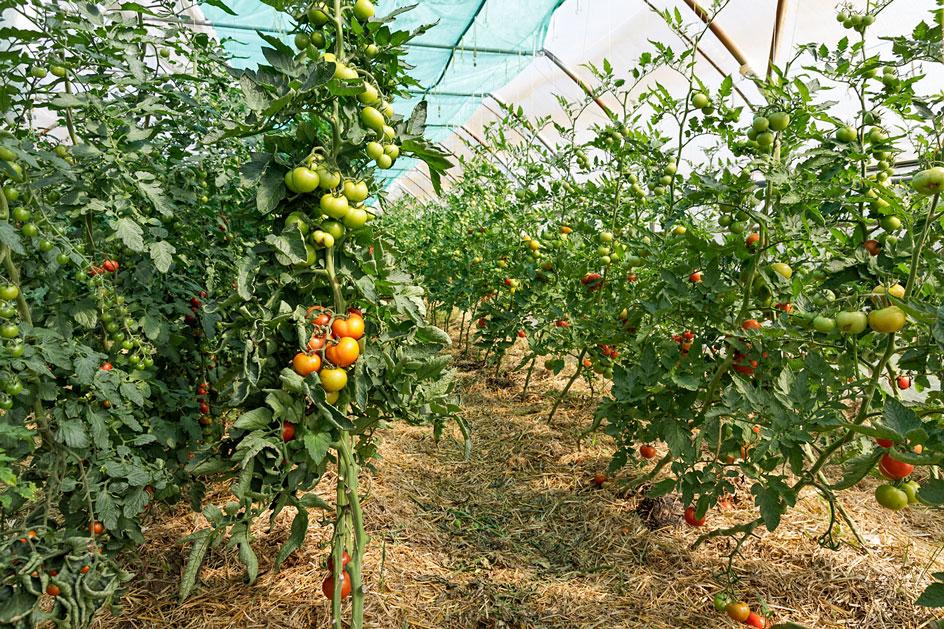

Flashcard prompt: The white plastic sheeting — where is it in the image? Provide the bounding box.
[388,0,943,201]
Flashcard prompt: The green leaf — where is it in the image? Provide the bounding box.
[179,528,215,602]
[233,407,272,431]
[752,482,786,531]
[275,508,308,569]
[916,582,944,608]
[303,432,331,465]
[115,217,145,251]
[0,222,24,255]
[918,478,944,506]
[830,451,882,490]
[257,166,285,214]
[149,240,175,272]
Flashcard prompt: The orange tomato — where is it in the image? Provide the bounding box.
[741,319,762,331]
[332,314,365,340]
[725,602,750,622]
[292,352,322,377]
[89,521,105,536]
[325,337,360,368]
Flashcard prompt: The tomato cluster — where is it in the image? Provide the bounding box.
[292,307,366,403]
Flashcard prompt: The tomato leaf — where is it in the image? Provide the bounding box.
[179,528,215,602]
[275,507,308,570]
[303,432,332,465]
[916,582,944,608]
[918,478,944,506]
[233,407,272,431]
[829,450,882,490]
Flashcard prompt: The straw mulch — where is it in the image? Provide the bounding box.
[94,336,944,628]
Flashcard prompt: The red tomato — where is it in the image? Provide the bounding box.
[863,239,881,256]
[325,337,360,368]
[46,584,61,596]
[896,375,911,390]
[332,314,365,340]
[683,506,705,527]
[307,334,327,351]
[517,330,526,338]
[875,438,894,448]
[689,271,702,282]
[327,551,351,570]
[282,422,296,442]
[89,521,105,535]
[199,401,210,414]
[879,453,913,480]
[322,570,352,600]
[745,611,769,628]
[313,313,331,326]
[639,444,656,459]
[592,472,607,487]
[101,362,113,371]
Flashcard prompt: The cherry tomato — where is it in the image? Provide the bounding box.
[321,569,352,600]
[725,601,750,622]
[683,506,705,527]
[282,422,296,442]
[89,521,105,535]
[639,444,656,459]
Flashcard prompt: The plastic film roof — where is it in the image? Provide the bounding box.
[387,0,944,201]
[196,0,563,182]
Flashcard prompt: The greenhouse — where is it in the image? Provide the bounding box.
[0,0,943,627]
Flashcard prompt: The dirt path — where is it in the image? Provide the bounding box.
[98,342,943,628]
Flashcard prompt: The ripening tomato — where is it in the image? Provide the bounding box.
[46,584,61,596]
[517,330,526,338]
[81,565,90,574]
[745,611,769,628]
[745,232,760,248]
[591,472,606,487]
[332,314,365,340]
[684,506,705,527]
[582,358,592,369]
[282,422,296,442]
[320,368,348,393]
[322,570,352,600]
[862,239,881,256]
[101,362,113,371]
[875,484,908,510]
[689,271,702,283]
[325,337,360,368]
[879,453,913,480]
[292,352,322,377]
[725,602,750,622]
[741,319,762,331]
[89,521,105,535]
[639,444,656,459]
[313,312,331,327]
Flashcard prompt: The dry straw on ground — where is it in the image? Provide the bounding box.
[95,333,944,628]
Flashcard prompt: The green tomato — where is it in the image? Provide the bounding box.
[320,194,350,220]
[342,180,369,203]
[752,116,769,133]
[342,207,369,230]
[29,66,47,78]
[294,33,310,50]
[366,141,385,162]
[307,4,330,25]
[0,324,19,339]
[11,207,30,222]
[358,82,380,105]
[360,106,385,132]
[384,144,400,160]
[316,167,341,190]
[55,252,70,265]
[911,167,944,196]
[691,93,709,109]
[0,285,19,301]
[285,211,310,234]
[353,0,374,20]
[294,243,318,268]
[812,316,835,333]
[768,111,790,131]
[38,239,53,253]
[901,480,921,505]
[0,306,16,319]
[365,44,380,58]
[7,343,24,358]
[2,186,18,202]
[284,166,320,194]
[4,379,22,396]
[322,220,345,241]
[21,223,38,238]
[875,484,908,510]
[375,154,393,169]
[835,310,867,334]
[0,147,16,162]
[835,126,857,143]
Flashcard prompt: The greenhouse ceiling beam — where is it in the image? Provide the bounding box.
[143,16,532,56]
[641,0,753,106]
[680,0,754,76]
[767,0,789,80]
[543,49,613,116]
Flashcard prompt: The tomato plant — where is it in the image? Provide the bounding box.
[383,1,944,615]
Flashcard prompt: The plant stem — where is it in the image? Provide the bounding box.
[547,348,585,424]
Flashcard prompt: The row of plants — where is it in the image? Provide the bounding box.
[0,0,454,627]
[381,1,944,623]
